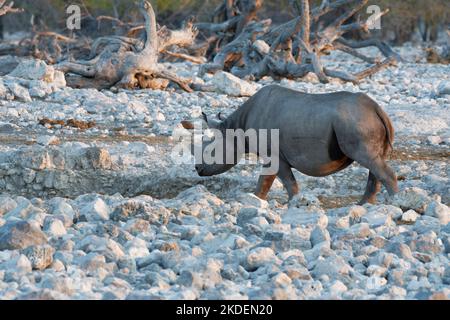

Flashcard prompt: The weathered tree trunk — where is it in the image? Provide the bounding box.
[16,32,80,64]
[444,30,450,60]
[0,0,21,16]
[198,0,401,83]
[196,0,264,60]
[56,1,195,91]
[198,19,271,76]
[0,16,3,40]
[0,0,22,49]
[426,29,450,64]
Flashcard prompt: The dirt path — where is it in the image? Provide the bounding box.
[1,132,448,161]
[0,132,447,208]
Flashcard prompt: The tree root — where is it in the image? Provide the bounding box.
[425,29,450,64]
[161,50,207,64]
[0,0,22,16]
[197,0,402,83]
[55,1,195,92]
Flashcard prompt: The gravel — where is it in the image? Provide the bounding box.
[0,45,448,300]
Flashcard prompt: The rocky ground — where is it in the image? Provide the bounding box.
[0,44,449,300]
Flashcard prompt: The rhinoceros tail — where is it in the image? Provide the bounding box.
[373,102,394,156]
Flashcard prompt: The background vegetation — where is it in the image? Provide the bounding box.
[1,0,449,44]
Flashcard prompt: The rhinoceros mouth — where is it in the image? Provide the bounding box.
[195,165,207,176]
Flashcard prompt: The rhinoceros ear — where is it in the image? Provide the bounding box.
[217,112,227,121]
[202,112,223,130]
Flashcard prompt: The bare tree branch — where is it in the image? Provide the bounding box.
[196,0,401,83]
[56,1,194,91]
[0,0,22,17]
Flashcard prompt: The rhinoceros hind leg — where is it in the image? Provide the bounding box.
[359,172,382,204]
[358,157,398,197]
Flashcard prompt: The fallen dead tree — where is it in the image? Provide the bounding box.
[0,1,23,60]
[55,1,196,91]
[426,29,450,64]
[0,1,88,65]
[0,0,20,49]
[0,0,20,16]
[198,0,402,83]
[16,32,85,64]
[196,0,264,59]
[0,30,91,66]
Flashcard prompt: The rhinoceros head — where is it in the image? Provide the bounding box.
[181,113,240,177]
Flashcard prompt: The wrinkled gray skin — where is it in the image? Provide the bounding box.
[183,85,399,204]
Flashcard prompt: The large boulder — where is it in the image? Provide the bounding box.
[0,220,48,250]
[6,59,66,100]
[392,188,434,214]
[5,82,32,102]
[437,81,450,96]
[282,207,328,228]
[83,147,112,170]
[9,59,56,82]
[401,210,420,223]
[237,193,269,209]
[310,226,331,247]
[0,195,17,216]
[425,201,450,225]
[0,79,7,98]
[361,205,401,228]
[0,254,32,275]
[79,197,110,221]
[22,245,55,270]
[210,71,258,97]
[312,255,352,279]
[244,247,279,271]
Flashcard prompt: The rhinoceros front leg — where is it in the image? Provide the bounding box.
[277,160,300,200]
[254,160,299,201]
[255,174,276,200]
